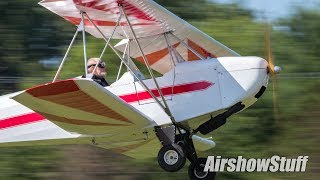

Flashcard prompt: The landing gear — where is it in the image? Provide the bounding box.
[155,125,215,179]
[155,103,245,179]
[155,126,186,172]
[188,158,216,180]
[157,144,186,172]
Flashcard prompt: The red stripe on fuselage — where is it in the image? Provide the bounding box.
[119,81,214,103]
[0,113,45,130]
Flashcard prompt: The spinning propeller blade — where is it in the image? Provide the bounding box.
[265,25,275,75]
[264,24,281,120]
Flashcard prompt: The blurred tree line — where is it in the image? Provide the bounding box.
[0,0,319,89]
[0,0,75,93]
[0,0,319,179]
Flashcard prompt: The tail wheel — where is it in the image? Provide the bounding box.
[157,144,186,172]
[188,158,216,180]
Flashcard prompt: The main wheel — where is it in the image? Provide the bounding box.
[157,144,186,172]
[188,158,216,180]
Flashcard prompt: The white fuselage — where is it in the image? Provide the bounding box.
[0,56,269,143]
[108,56,269,128]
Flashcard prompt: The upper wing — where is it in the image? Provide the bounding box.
[39,0,239,74]
[39,0,164,39]
[12,78,153,135]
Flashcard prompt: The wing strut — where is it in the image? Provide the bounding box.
[170,33,206,60]
[53,11,122,82]
[83,12,169,115]
[164,33,178,65]
[81,12,88,77]
[119,5,177,125]
[92,13,122,76]
[52,21,81,82]
[116,41,128,81]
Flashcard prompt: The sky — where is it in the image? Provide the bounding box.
[212,0,319,20]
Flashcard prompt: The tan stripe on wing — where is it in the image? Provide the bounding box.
[39,112,129,126]
[112,139,153,153]
[27,80,132,124]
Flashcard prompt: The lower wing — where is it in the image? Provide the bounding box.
[1,79,152,146]
[0,92,82,146]
[1,79,215,158]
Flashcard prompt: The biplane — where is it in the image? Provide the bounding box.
[0,0,281,179]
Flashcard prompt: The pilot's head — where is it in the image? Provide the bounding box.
[87,58,107,78]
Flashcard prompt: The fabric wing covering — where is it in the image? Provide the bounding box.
[39,0,239,74]
[12,79,152,135]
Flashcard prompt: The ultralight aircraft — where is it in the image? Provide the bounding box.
[0,0,281,179]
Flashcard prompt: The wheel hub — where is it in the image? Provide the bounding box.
[163,150,179,165]
[194,163,208,178]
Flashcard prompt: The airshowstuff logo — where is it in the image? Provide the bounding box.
[204,155,308,172]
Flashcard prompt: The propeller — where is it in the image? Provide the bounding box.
[265,25,281,75]
[264,24,281,120]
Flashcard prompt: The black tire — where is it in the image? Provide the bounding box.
[157,144,186,172]
[188,158,216,180]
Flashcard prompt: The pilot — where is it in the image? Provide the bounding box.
[86,57,109,87]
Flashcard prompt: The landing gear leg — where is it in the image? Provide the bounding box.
[155,126,186,172]
[155,126,216,179]
[177,132,216,180]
